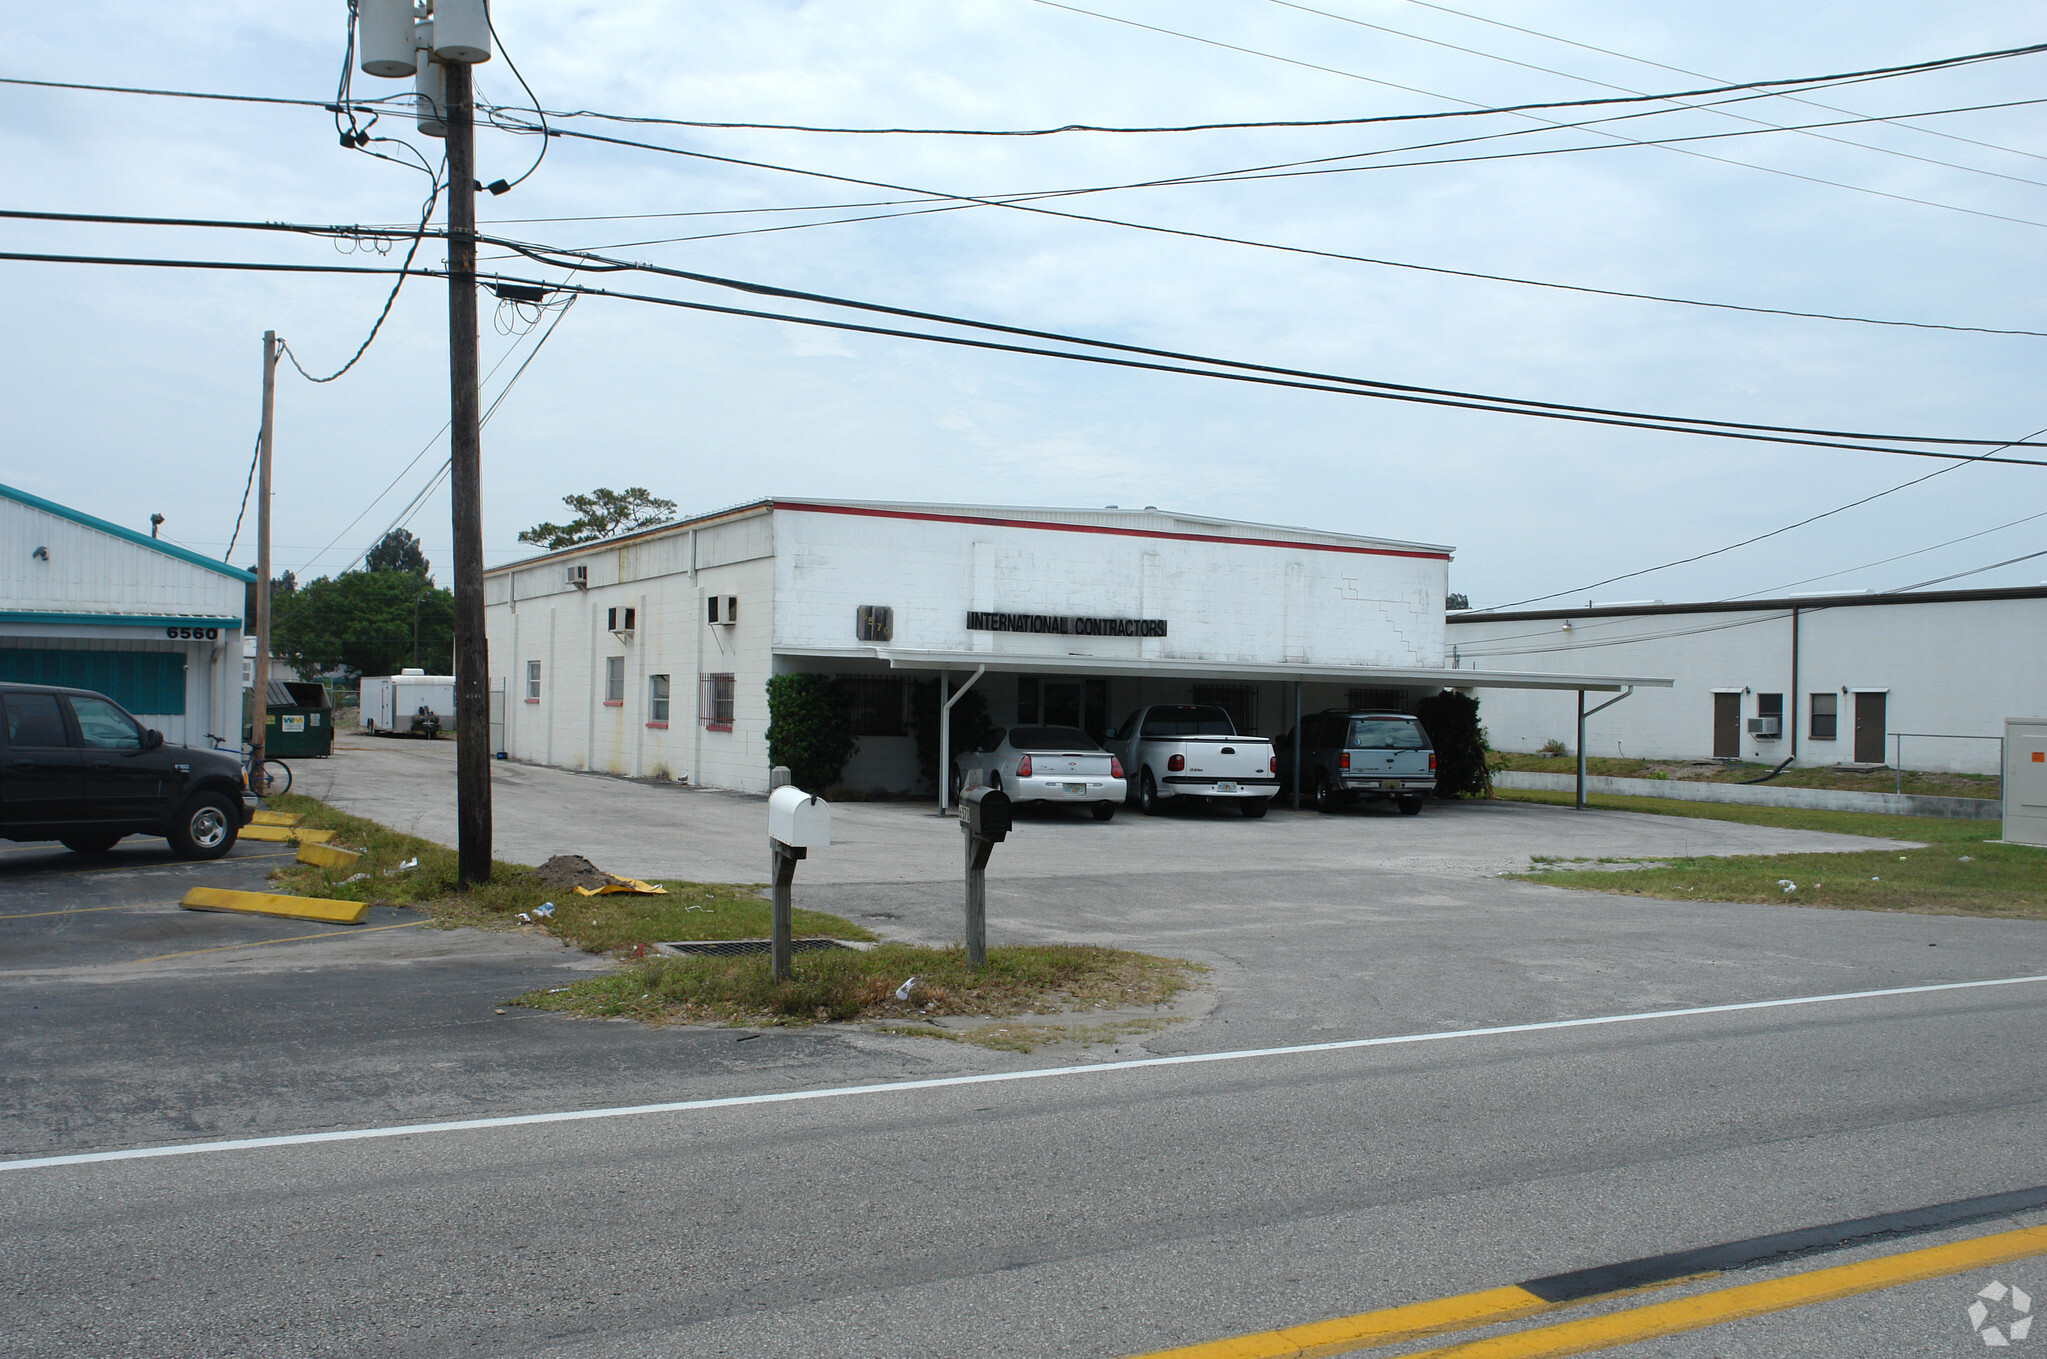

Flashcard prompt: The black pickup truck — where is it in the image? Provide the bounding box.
[0,681,256,859]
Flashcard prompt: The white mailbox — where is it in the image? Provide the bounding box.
[768,786,832,849]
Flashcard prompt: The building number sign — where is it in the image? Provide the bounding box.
[164,627,221,640]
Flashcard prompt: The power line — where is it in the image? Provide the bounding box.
[508,122,2047,338]
[1396,0,2047,167]
[222,428,263,560]
[1730,506,2047,599]
[279,174,443,383]
[1021,3,2047,229]
[1460,423,2047,613]
[9,230,2046,459]
[1888,546,2047,593]
[1268,0,2047,192]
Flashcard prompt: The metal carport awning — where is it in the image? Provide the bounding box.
[778,646,1673,813]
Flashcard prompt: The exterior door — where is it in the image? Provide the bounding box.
[1712,692,1740,758]
[69,694,172,820]
[0,692,84,829]
[1042,681,1082,728]
[1854,691,1887,764]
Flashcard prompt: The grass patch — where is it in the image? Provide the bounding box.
[511,942,1200,1027]
[260,793,873,951]
[1494,786,1993,844]
[1503,787,2045,919]
[1495,752,1999,800]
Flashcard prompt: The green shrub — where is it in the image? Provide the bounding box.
[765,672,857,793]
[1416,689,1494,798]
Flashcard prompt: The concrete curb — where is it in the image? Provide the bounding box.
[179,888,368,925]
[1494,770,2001,821]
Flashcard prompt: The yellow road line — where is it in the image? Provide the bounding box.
[128,919,422,962]
[0,901,180,921]
[1124,1287,1559,1359]
[0,850,296,881]
[1395,1224,2047,1358]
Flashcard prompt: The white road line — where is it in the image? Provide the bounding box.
[6,972,2043,1174]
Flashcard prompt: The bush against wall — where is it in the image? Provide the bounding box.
[766,673,857,794]
[910,679,996,790]
[1416,690,1494,798]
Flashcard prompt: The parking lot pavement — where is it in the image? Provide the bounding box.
[298,737,1920,886]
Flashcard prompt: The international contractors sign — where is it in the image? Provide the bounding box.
[966,611,1167,638]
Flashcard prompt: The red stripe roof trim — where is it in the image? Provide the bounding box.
[771,500,1452,561]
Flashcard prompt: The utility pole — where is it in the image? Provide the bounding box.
[443,58,491,884]
[253,329,276,780]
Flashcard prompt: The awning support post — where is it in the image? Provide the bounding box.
[1575,686,1635,810]
[938,665,986,815]
[1291,681,1303,812]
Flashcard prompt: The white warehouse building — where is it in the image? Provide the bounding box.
[485,498,1661,795]
[1,481,252,748]
[1445,586,2047,774]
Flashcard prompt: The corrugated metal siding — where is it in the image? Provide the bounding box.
[1,499,245,617]
[0,649,188,713]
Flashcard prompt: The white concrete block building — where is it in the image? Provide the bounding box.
[1446,586,2047,774]
[487,499,1659,795]
[1,482,252,747]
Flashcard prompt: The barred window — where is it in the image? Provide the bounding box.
[1347,687,1406,713]
[1192,684,1257,735]
[839,675,906,736]
[702,673,735,728]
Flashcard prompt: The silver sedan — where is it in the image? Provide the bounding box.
[951,726,1126,820]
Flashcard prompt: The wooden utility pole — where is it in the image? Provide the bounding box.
[253,330,276,779]
[443,59,492,883]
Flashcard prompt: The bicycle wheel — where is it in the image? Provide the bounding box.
[254,759,292,796]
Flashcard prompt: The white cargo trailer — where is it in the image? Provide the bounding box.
[361,669,456,738]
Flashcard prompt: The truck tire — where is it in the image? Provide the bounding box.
[948,764,964,805]
[1139,770,1161,815]
[1240,798,1269,819]
[168,793,239,860]
[1312,771,1337,812]
[60,832,124,855]
[1091,802,1115,822]
[1398,795,1425,816]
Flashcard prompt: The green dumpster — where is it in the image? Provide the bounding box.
[262,680,335,758]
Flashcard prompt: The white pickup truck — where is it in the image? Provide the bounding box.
[1105,704,1280,818]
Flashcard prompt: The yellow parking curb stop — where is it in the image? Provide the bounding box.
[237,824,295,842]
[295,842,361,870]
[251,809,305,827]
[180,887,368,925]
[293,827,337,844]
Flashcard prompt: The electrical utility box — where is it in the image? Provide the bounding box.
[2003,718,2047,847]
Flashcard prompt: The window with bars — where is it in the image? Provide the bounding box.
[839,675,907,736]
[1347,687,1407,713]
[702,673,735,729]
[1192,684,1258,735]
[604,656,625,705]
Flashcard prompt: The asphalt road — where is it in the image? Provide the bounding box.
[3,753,2043,1357]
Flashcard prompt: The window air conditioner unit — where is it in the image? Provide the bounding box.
[709,595,738,626]
[1747,717,1781,737]
[607,606,636,639]
[565,563,588,588]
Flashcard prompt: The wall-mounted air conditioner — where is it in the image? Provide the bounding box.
[1746,717,1781,737]
[709,595,738,626]
[565,563,588,588]
[607,606,636,640]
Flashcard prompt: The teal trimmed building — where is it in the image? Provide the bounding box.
[1,482,253,748]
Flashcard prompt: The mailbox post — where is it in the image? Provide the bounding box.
[766,782,832,981]
[957,785,1010,969]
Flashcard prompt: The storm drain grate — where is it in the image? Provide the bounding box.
[655,938,853,958]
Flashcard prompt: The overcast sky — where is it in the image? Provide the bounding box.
[4,0,2043,610]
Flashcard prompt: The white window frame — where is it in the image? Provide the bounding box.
[604,655,625,705]
[525,660,542,701]
[649,673,670,723]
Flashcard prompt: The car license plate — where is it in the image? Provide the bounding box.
[1065,783,1087,794]
[1381,779,1401,789]
[1214,781,1239,794]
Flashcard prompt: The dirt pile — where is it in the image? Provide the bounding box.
[534,854,622,891]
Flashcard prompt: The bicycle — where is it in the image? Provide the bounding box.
[207,734,293,796]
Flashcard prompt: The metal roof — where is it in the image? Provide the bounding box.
[779,645,1670,693]
[1450,583,2047,625]
[0,481,257,582]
